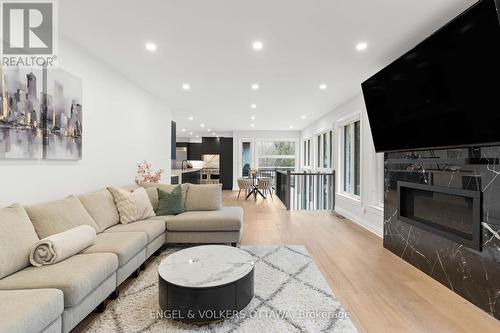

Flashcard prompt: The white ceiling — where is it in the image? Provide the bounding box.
[60,0,477,136]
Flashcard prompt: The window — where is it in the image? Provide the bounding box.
[343,120,360,196]
[315,130,333,169]
[303,138,311,167]
[256,140,296,170]
[241,141,252,176]
[317,135,321,168]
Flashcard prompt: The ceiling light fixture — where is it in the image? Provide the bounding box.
[319,84,327,90]
[289,125,294,129]
[182,83,191,90]
[356,42,368,51]
[250,104,257,109]
[250,123,255,128]
[207,129,211,132]
[189,132,193,135]
[200,123,205,128]
[251,83,259,90]
[212,132,216,136]
[188,116,194,120]
[145,42,157,51]
[181,128,186,132]
[196,135,200,138]
[252,41,263,50]
[301,115,307,120]
[250,115,256,120]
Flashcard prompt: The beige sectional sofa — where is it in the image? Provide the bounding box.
[0,183,243,333]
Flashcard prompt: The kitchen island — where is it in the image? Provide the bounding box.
[171,168,202,184]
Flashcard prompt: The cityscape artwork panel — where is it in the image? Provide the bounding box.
[0,67,44,159]
[0,66,82,160]
[44,69,82,160]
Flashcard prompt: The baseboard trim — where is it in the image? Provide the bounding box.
[335,206,383,238]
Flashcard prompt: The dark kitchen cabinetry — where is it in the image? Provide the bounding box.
[171,121,176,160]
[182,170,201,184]
[187,143,202,160]
[220,138,233,190]
[202,137,221,154]
[176,137,233,190]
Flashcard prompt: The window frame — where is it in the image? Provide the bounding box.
[254,138,299,171]
[314,128,334,172]
[302,137,312,168]
[338,113,362,199]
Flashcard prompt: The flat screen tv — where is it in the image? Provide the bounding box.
[362,0,500,153]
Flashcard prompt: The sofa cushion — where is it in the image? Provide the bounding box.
[108,187,156,224]
[120,184,139,191]
[78,189,120,232]
[184,184,222,211]
[167,207,243,232]
[104,219,165,243]
[0,204,40,279]
[141,183,189,208]
[0,253,118,307]
[25,196,99,239]
[157,185,185,215]
[144,187,158,212]
[148,215,176,223]
[0,289,64,333]
[81,232,147,266]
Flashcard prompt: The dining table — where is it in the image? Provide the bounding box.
[244,175,267,200]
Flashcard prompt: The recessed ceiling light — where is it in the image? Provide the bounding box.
[319,84,327,90]
[196,135,200,138]
[250,115,256,120]
[289,125,294,129]
[145,42,157,51]
[250,123,255,128]
[301,115,307,120]
[181,128,186,132]
[251,83,259,90]
[250,104,257,109]
[207,129,211,132]
[356,42,368,51]
[212,132,216,136]
[189,132,193,135]
[188,116,194,120]
[252,41,263,50]
[182,83,191,90]
[200,123,205,128]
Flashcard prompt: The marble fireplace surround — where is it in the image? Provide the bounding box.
[384,146,500,320]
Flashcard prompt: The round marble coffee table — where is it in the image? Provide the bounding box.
[158,245,255,323]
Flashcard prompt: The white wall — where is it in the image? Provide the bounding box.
[301,93,384,237]
[232,130,301,189]
[0,38,172,207]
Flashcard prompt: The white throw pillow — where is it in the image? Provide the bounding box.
[108,186,156,224]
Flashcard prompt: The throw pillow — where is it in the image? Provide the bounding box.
[0,204,40,279]
[108,186,156,224]
[157,185,185,215]
[184,184,223,211]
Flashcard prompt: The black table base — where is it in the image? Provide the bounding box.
[159,268,254,323]
[246,187,266,200]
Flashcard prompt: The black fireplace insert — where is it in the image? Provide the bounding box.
[397,181,482,251]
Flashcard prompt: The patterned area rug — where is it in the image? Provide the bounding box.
[85,246,357,333]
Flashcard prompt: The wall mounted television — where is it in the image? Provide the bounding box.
[362,0,500,153]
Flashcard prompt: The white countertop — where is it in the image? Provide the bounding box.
[171,168,202,177]
[158,245,255,288]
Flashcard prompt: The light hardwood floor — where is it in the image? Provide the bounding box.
[224,191,500,333]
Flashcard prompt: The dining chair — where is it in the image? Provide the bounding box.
[237,178,253,200]
[257,177,273,200]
